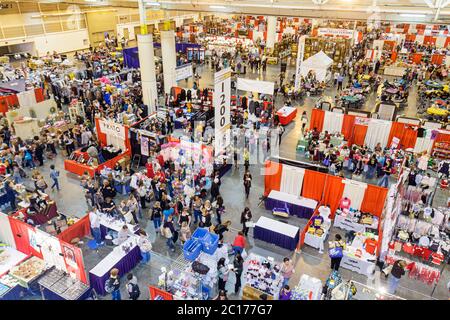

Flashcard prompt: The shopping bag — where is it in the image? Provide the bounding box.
[245,221,255,228]
[241,248,248,259]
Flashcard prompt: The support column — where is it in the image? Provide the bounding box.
[160,30,177,94]
[266,16,277,49]
[137,34,158,113]
[137,0,157,112]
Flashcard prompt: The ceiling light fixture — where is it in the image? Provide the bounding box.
[146,2,161,6]
[210,5,226,9]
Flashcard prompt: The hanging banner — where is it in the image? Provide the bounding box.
[175,63,193,81]
[36,230,67,272]
[99,120,125,140]
[214,67,232,156]
[317,28,356,38]
[61,241,87,284]
[294,35,306,91]
[236,78,274,95]
[141,136,149,156]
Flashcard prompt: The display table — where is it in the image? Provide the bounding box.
[383,66,406,77]
[277,106,297,125]
[0,283,24,300]
[341,253,376,277]
[38,267,91,300]
[265,190,318,219]
[13,202,58,226]
[89,237,141,295]
[254,216,299,250]
[333,214,378,233]
[303,222,331,252]
[0,247,28,277]
[96,211,139,239]
[214,162,232,178]
[242,285,275,300]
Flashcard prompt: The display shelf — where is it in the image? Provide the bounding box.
[242,285,274,300]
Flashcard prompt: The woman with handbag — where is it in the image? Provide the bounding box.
[217,258,229,291]
[243,170,252,199]
[329,234,346,271]
[163,215,176,252]
[240,207,252,236]
[138,230,152,264]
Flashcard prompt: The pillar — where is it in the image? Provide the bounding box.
[266,16,277,49]
[161,30,177,94]
[137,0,157,112]
[137,34,158,113]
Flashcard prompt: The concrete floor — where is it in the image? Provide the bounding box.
[25,60,449,301]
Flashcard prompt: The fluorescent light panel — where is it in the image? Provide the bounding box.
[146,2,161,6]
[210,5,226,9]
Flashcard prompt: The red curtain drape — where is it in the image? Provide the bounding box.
[322,176,345,218]
[341,114,356,141]
[57,215,91,243]
[34,88,45,103]
[360,185,388,217]
[8,217,43,259]
[264,160,283,196]
[301,170,327,201]
[309,109,325,132]
[387,122,418,150]
[434,131,450,144]
[350,124,368,146]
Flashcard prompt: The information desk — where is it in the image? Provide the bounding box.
[254,216,299,250]
[96,211,139,240]
[265,190,317,219]
[277,106,297,125]
[89,237,141,295]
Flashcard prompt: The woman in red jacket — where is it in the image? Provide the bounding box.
[232,231,246,255]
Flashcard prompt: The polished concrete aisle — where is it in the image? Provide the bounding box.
[27,61,449,301]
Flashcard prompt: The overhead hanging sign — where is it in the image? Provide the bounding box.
[99,120,125,140]
[236,78,274,95]
[294,35,306,91]
[175,63,193,81]
[317,28,356,38]
[214,67,232,156]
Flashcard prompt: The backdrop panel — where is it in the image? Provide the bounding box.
[309,109,325,132]
[280,165,305,196]
[264,160,283,196]
[301,170,327,201]
[236,78,274,95]
[322,175,345,218]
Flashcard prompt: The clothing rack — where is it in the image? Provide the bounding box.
[385,252,441,286]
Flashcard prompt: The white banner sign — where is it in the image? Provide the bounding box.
[318,28,356,38]
[294,35,306,91]
[175,63,193,81]
[236,78,275,95]
[99,120,125,140]
[214,67,232,156]
[141,136,149,156]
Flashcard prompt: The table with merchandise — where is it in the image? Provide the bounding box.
[0,274,24,300]
[340,232,378,277]
[89,236,141,295]
[38,267,91,300]
[8,256,48,289]
[242,253,283,300]
[333,209,379,233]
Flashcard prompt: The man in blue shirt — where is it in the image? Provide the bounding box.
[49,164,60,191]
[163,203,174,223]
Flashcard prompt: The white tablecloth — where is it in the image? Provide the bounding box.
[303,223,330,251]
[89,237,138,277]
[277,106,297,117]
[96,211,135,233]
[0,247,28,277]
[333,214,367,233]
[255,216,299,238]
[268,190,318,209]
[341,253,376,277]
